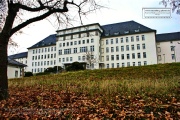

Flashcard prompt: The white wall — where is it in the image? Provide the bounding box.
[7,65,21,79]
[157,40,180,64]
[14,57,28,72]
[27,45,57,73]
[101,32,157,68]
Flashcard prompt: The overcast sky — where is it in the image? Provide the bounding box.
[9,0,180,55]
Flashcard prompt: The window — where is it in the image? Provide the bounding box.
[132,53,135,59]
[133,62,135,66]
[157,47,161,53]
[106,47,109,53]
[70,57,73,61]
[121,38,123,43]
[32,56,34,60]
[142,43,146,49]
[63,43,65,47]
[144,61,147,65]
[42,48,44,53]
[106,40,108,45]
[117,63,119,68]
[131,45,135,50]
[82,56,85,61]
[47,61,49,65]
[131,36,134,42]
[51,54,53,58]
[137,44,140,50]
[91,39,94,43]
[41,55,43,59]
[66,57,69,62]
[59,58,61,62]
[39,49,41,53]
[112,63,114,68]
[116,46,119,52]
[116,55,119,60]
[143,52,147,58]
[127,62,130,67]
[121,54,124,60]
[127,54,130,59]
[87,39,89,43]
[158,55,161,61]
[59,50,62,55]
[80,47,87,53]
[44,55,46,59]
[33,50,35,54]
[74,41,77,45]
[137,53,141,58]
[51,61,53,65]
[121,46,124,51]
[172,54,175,60]
[126,37,128,42]
[83,40,85,44]
[122,63,125,67]
[138,62,141,66]
[111,47,114,52]
[54,53,56,58]
[64,48,71,54]
[171,46,175,51]
[48,47,50,52]
[63,58,65,62]
[54,47,56,51]
[111,55,114,61]
[51,47,53,51]
[78,56,81,61]
[142,35,145,41]
[126,45,129,51]
[106,55,109,61]
[107,64,109,68]
[136,36,139,41]
[70,42,73,46]
[111,39,113,44]
[78,40,81,45]
[74,48,77,53]
[41,61,43,66]
[45,48,47,52]
[59,43,62,47]
[32,62,34,66]
[90,46,94,52]
[116,38,118,43]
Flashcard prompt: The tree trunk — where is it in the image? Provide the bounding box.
[0,35,9,100]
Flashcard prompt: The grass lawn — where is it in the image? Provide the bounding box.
[0,63,180,119]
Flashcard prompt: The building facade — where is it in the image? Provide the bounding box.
[8,20,180,74]
[156,32,180,63]
[7,58,27,79]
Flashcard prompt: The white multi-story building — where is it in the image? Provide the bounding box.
[156,32,180,63]
[8,20,180,74]
[27,34,57,73]
[56,23,103,69]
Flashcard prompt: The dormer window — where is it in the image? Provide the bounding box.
[105,33,109,36]
[124,31,129,34]
[135,29,140,32]
[114,32,119,35]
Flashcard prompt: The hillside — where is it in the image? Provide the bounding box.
[1,63,180,119]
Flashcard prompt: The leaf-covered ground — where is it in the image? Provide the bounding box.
[0,63,180,119]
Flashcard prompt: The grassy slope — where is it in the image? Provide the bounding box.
[1,63,180,119]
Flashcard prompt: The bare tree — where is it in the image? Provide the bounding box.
[0,0,103,100]
[160,0,180,14]
[85,51,99,70]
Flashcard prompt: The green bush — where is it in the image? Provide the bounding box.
[66,62,85,71]
[24,72,33,77]
[44,66,63,73]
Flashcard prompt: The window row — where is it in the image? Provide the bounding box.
[32,60,56,67]
[106,61,147,68]
[32,54,56,60]
[33,46,56,54]
[59,46,94,55]
[105,35,145,45]
[32,68,46,73]
[106,52,147,61]
[105,44,146,53]
[59,55,95,63]
[158,54,176,61]
[59,38,94,47]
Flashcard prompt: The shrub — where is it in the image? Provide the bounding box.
[44,66,63,73]
[24,72,33,77]
[66,62,85,71]
[36,72,50,76]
